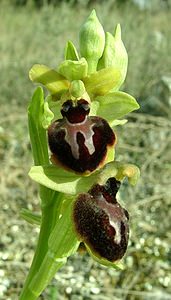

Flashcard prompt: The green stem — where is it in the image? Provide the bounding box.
[29,250,65,297]
[19,188,63,300]
[25,197,79,298]
[19,88,78,299]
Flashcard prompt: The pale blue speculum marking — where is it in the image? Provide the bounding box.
[62,116,95,160]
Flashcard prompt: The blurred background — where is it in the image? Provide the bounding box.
[0,0,171,299]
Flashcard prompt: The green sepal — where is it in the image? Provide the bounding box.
[20,208,41,226]
[41,102,54,129]
[29,161,140,195]
[29,165,99,195]
[28,87,49,166]
[65,40,79,61]
[83,67,121,97]
[29,64,69,97]
[79,10,105,74]
[29,197,79,296]
[110,119,128,127]
[104,147,115,164]
[89,100,99,116]
[95,91,139,122]
[98,25,128,90]
[58,58,88,81]
[98,32,116,69]
[85,244,124,270]
[70,80,86,98]
[48,197,79,257]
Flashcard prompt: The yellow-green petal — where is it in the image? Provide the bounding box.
[58,58,88,81]
[29,64,69,96]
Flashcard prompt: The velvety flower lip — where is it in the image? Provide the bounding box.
[73,177,129,262]
[48,99,116,174]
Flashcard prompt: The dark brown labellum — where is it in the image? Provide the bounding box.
[73,177,129,262]
[48,99,116,174]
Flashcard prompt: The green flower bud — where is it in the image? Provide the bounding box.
[98,24,128,90]
[98,32,116,69]
[79,10,105,74]
[58,58,88,81]
[70,80,86,98]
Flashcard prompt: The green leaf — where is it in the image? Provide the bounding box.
[28,87,49,166]
[58,58,88,81]
[95,91,139,121]
[29,64,69,96]
[83,67,121,97]
[29,197,79,297]
[29,165,99,195]
[20,208,41,226]
[28,88,59,208]
[65,40,79,61]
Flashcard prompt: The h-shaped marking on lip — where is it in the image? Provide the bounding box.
[62,116,95,160]
[96,194,128,245]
